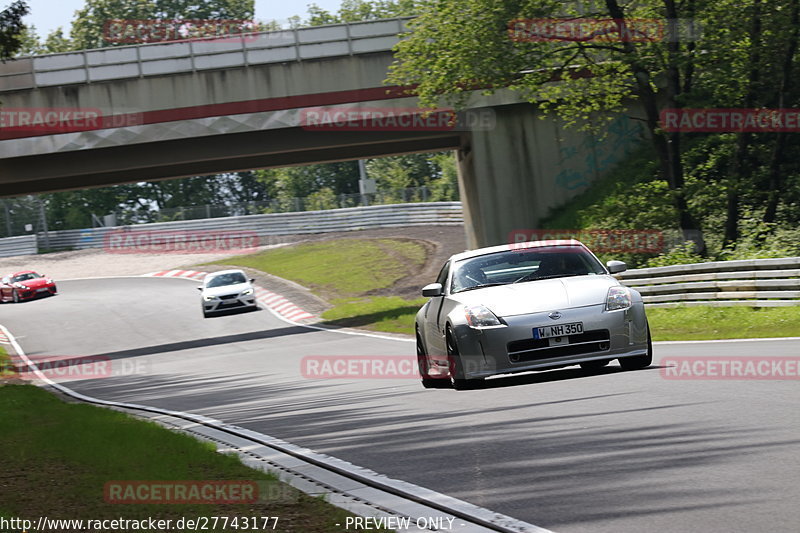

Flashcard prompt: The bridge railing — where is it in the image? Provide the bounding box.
[0,18,413,92]
[618,257,800,307]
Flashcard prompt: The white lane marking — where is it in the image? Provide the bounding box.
[0,324,552,533]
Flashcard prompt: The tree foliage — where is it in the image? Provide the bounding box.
[70,0,255,50]
[387,0,800,253]
[0,0,29,59]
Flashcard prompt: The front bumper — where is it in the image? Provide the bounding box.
[202,293,257,313]
[18,286,57,300]
[448,304,649,379]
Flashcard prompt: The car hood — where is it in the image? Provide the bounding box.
[16,278,50,288]
[451,275,620,317]
[202,282,251,297]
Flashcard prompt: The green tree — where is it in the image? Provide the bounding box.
[388,0,713,247]
[256,162,362,200]
[0,0,29,59]
[306,0,418,25]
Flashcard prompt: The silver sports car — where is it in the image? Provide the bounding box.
[415,240,651,389]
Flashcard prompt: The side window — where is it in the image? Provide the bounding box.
[435,261,450,288]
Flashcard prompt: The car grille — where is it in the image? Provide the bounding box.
[218,294,238,300]
[507,329,611,363]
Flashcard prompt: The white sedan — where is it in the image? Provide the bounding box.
[198,270,257,318]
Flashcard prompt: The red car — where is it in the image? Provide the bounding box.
[0,271,58,303]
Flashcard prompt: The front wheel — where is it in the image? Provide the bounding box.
[619,323,653,370]
[446,327,480,390]
[12,290,19,303]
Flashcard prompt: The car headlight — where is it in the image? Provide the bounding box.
[240,288,254,296]
[14,283,28,290]
[202,294,216,301]
[464,305,503,328]
[606,286,632,311]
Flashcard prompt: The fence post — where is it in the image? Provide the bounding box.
[38,197,51,250]
[1,200,11,237]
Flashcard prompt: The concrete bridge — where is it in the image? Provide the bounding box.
[0,18,644,248]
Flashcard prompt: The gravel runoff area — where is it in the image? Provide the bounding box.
[0,226,469,315]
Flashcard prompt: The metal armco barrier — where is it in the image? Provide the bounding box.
[618,257,800,307]
[0,235,37,258]
[38,202,464,252]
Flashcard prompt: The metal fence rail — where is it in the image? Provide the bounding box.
[39,202,464,252]
[0,18,412,92]
[0,235,37,258]
[150,186,446,222]
[618,257,800,307]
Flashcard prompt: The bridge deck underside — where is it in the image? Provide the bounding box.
[0,128,463,196]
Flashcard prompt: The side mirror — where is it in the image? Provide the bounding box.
[249,278,256,284]
[422,282,444,297]
[606,260,627,274]
[197,286,204,291]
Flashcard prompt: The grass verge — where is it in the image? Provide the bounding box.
[321,296,427,335]
[0,384,373,532]
[211,239,425,300]
[0,345,14,379]
[648,306,800,341]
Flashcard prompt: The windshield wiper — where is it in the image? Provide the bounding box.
[455,282,507,293]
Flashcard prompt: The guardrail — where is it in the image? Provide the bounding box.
[0,17,412,92]
[618,257,800,307]
[38,202,464,252]
[0,235,37,258]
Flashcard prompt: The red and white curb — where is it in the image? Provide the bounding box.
[144,270,316,322]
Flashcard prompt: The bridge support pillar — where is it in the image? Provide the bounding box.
[456,103,645,249]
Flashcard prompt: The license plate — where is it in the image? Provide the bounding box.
[533,322,583,339]
[37,288,49,293]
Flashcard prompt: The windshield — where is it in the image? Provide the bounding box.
[450,246,606,293]
[206,272,247,288]
[12,273,41,282]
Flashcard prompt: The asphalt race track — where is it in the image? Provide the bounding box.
[2,277,799,533]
